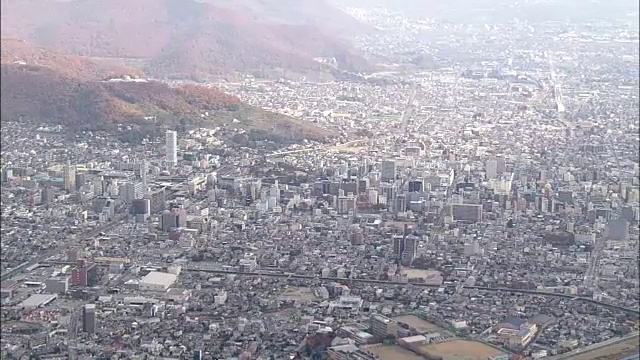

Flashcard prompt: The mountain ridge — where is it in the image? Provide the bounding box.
[1,0,370,80]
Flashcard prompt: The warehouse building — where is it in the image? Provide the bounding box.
[139,271,177,291]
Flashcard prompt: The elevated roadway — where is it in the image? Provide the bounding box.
[181,266,640,315]
[399,82,418,136]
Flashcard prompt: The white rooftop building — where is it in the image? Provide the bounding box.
[139,271,177,292]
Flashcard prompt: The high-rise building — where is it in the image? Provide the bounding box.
[380,160,397,182]
[392,227,418,266]
[72,259,97,287]
[165,130,178,166]
[1,168,13,183]
[146,187,167,214]
[41,186,55,205]
[119,181,145,203]
[496,157,507,175]
[75,173,86,191]
[394,194,407,213]
[485,160,498,180]
[132,199,151,216]
[451,204,483,223]
[63,165,76,191]
[161,207,188,231]
[408,179,424,193]
[139,160,148,191]
[83,304,96,333]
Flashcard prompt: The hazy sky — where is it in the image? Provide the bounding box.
[333,0,639,23]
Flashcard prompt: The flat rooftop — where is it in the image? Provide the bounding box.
[140,271,177,287]
[17,293,58,309]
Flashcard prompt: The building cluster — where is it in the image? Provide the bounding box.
[1,4,639,360]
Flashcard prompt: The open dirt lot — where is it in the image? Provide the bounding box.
[393,314,444,334]
[567,337,639,360]
[366,345,425,360]
[275,287,317,302]
[400,268,442,279]
[418,340,505,360]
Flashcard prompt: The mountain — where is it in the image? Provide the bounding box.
[204,0,373,37]
[1,0,370,80]
[0,63,335,141]
[1,39,144,80]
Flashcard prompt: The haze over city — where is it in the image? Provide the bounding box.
[0,0,638,359]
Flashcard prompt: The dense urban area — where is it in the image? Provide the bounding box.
[1,2,639,360]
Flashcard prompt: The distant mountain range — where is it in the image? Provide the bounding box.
[1,0,373,80]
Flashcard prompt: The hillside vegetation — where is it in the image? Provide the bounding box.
[0,64,335,141]
[0,38,144,80]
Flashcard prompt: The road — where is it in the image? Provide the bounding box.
[585,232,607,288]
[399,82,418,136]
[0,214,127,281]
[181,266,639,315]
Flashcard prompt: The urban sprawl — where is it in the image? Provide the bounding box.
[1,6,639,360]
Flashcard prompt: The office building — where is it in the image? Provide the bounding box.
[41,186,55,205]
[120,181,145,203]
[46,277,70,294]
[83,304,96,333]
[395,194,407,213]
[393,233,418,266]
[451,204,483,223]
[485,159,498,180]
[146,187,167,214]
[166,130,178,166]
[139,160,148,190]
[408,179,424,193]
[75,173,86,191]
[71,259,97,287]
[380,160,397,182]
[1,168,12,183]
[132,198,151,216]
[496,156,507,174]
[63,165,76,192]
[161,207,188,231]
[337,195,357,215]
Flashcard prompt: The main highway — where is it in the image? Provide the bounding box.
[399,82,418,136]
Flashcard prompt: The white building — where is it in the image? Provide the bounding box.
[485,159,498,180]
[165,130,178,166]
[139,271,177,291]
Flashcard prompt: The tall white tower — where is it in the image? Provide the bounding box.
[165,130,178,166]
